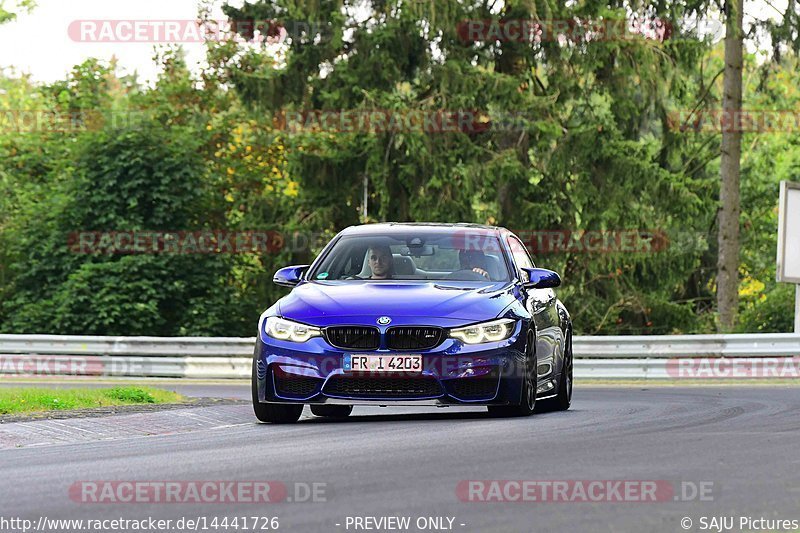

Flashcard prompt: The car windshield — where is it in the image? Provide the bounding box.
[308,232,511,282]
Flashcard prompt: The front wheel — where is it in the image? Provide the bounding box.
[536,330,572,412]
[252,358,303,424]
[488,334,537,418]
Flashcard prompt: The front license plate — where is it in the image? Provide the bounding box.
[343,354,422,373]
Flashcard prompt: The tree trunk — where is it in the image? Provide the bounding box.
[717,0,744,332]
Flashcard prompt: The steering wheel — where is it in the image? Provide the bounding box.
[446,269,491,281]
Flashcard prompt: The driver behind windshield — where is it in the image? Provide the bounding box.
[459,250,491,279]
[367,244,394,279]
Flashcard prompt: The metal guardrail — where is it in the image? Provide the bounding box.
[574,333,800,358]
[0,335,253,357]
[0,333,798,379]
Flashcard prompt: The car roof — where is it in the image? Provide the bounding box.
[339,222,507,236]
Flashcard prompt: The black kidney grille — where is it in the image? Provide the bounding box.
[325,326,380,350]
[324,376,442,398]
[386,327,443,350]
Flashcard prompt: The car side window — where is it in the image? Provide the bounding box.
[507,236,534,281]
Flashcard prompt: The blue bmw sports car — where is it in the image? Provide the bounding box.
[252,223,572,423]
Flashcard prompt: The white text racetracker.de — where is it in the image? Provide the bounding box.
[340,516,461,530]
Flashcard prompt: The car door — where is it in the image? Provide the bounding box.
[506,234,564,382]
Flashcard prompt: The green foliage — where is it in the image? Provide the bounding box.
[0,50,296,336]
[737,284,796,333]
[0,1,797,336]
[0,0,35,24]
[5,120,254,334]
[217,0,731,334]
[104,387,157,404]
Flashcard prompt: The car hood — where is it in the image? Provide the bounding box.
[277,280,518,327]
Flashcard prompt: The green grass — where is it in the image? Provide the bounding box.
[0,386,184,415]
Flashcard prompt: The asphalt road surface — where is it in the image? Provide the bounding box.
[1,385,799,533]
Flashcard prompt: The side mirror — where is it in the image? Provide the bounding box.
[273,265,309,287]
[521,267,562,289]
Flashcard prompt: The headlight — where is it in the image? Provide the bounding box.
[449,318,516,344]
[264,316,321,342]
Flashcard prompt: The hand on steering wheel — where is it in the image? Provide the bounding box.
[471,267,490,279]
[447,269,490,281]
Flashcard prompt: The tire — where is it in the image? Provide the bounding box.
[488,333,537,418]
[252,358,303,424]
[310,405,353,418]
[536,330,573,413]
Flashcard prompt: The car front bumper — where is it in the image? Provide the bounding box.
[253,333,529,407]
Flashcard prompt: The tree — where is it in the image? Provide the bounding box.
[2,0,797,336]
[0,49,295,336]
[0,0,35,25]
[1,122,241,335]
[716,0,744,331]
[219,0,722,333]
